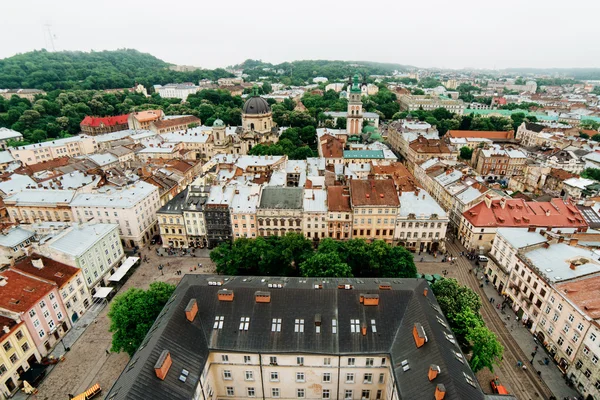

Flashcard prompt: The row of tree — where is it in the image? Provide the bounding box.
[248,126,317,160]
[210,234,417,279]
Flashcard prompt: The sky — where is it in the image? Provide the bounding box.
[3,0,600,70]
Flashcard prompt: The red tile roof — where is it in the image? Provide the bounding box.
[463,197,588,229]
[320,135,344,159]
[409,136,451,154]
[371,162,418,192]
[0,269,56,313]
[556,275,600,319]
[152,116,200,130]
[327,186,352,212]
[80,114,129,127]
[0,316,21,342]
[12,254,79,289]
[447,130,514,140]
[350,179,400,207]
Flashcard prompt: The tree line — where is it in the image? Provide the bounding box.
[210,233,417,279]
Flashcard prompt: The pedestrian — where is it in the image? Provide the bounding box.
[516,360,522,367]
[522,365,527,371]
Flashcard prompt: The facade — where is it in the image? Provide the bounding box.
[406,136,453,172]
[150,116,202,135]
[326,186,353,240]
[230,186,261,239]
[105,276,486,400]
[386,120,437,159]
[157,190,189,248]
[302,189,327,241]
[5,190,75,224]
[0,128,23,150]
[80,115,130,135]
[257,187,303,237]
[127,110,165,130]
[0,227,36,268]
[0,270,70,357]
[183,186,211,248]
[44,224,125,292]
[347,75,364,135]
[570,321,600,398]
[0,89,45,102]
[9,136,98,166]
[0,316,40,398]
[154,83,199,101]
[398,95,466,115]
[70,181,160,247]
[350,179,400,244]
[205,186,235,248]
[471,147,527,180]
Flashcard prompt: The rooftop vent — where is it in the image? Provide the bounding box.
[217,289,234,302]
[379,282,392,290]
[185,299,198,322]
[154,350,172,381]
[255,291,271,303]
[413,323,428,348]
[32,258,44,269]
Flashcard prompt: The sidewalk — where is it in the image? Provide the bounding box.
[475,262,580,399]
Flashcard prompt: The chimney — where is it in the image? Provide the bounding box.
[255,291,271,303]
[218,289,234,302]
[570,263,577,270]
[558,236,565,243]
[543,242,550,248]
[428,365,441,381]
[185,299,198,322]
[423,287,428,297]
[154,350,172,380]
[528,225,535,232]
[31,258,44,269]
[2,326,9,334]
[362,294,379,306]
[413,323,428,348]
[379,282,391,290]
[570,238,579,246]
[434,384,446,400]
[361,322,367,336]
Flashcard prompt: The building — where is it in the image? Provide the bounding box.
[12,255,91,323]
[105,276,487,400]
[257,187,303,237]
[350,179,400,243]
[0,315,40,398]
[5,189,75,224]
[0,269,70,357]
[154,83,199,101]
[0,226,36,268]
[70,181,160,247]
[326,186,353,240]
[157,190,189,248]
[562,177,600,199]
[406,136,453,172]
[183,186,211,248]
[570,318,600,398]
[0,128,23,150]
[230,186,261,239]
[302,188,327,241]
[318,134,344,166]
[0,89,45,102]
[399,95,466,115]
[347,75,364,135]
[128,110,165,130]
[471,147,527,181]
[43,224,125,292]
[80,114,130,135]
[386,120,438,160]
[205,186,235,248]
[395,189,448,253]
[242,89,275,134]
[459,197,588,253]
[446,130,515,149]
[150,116,202,135]
[9,136,98,166]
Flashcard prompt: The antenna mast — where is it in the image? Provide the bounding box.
[44,24,56,51]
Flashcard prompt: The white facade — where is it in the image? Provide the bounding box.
[303,189,328,240]
[9,135,98,166]
[154,84,199,101]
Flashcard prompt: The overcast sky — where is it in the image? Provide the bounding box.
[3,0,599,70]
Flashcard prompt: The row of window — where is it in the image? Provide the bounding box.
[354,208,396,215]
[224,387,382,399]
[223,369,384,384]
[220,354,386,367]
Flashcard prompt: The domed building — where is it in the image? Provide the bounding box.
[242,87,274,134]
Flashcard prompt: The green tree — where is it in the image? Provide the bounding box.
[459,146,473,161]
[467,325,504,373]
[581,168,600,181]
[335,117,347,130]
[592,134,600,142]
[300,252,352,277]
[431,279,482,320]
[108,282,176,356]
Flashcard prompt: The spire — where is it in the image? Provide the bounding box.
[351,74,361,93]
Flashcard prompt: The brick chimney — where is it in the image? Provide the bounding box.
[361,322,367,336]
[558,236,565,244]
[569,238,579,246]
[185,299,198,322]
[218,289,234,302]
[570,263,577,270]
[255,291,271,303]
[428,364,441,381]
[528,225,536,232]
[362,294,379,306]
[413,323,428,348]
[154,350,172,380]
[434,384,446,400]
[423,287,428,297]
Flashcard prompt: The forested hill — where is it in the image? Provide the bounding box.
[0,49,233,91]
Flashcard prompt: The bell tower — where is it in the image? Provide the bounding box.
[347,74,363,135]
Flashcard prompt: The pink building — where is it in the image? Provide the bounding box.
[0,269,70,357]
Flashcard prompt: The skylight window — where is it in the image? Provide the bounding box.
[350,319,360,333]
[272,318,282,332]
[295,319,305,333]
[371,319,377,333]
[239,317,250,331]
[436,316,447,327]
[213,316,224,329]
[332,319,337,334]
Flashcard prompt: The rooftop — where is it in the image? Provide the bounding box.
[152,116,201,130]
[49,224,118,257]
[158,189,189,215]
[555,275,600,319]
[80,114,129,127]
[0,269,56,313]
[399,191,447,218]
[259,187,303,209]
[447,130,514,140]
[350,179,400,207]
[4,189,75,206]
[343,150,384,159]
[496,228,548,249]
[522,243,600,283]
[13,254,80,289]
[0,127,23,140]
[105,276,485,400]
[70,181,157,208]
[230,186,261,214]
[0,226,35,248]
[303,188,327,213]
[327,186,352,213]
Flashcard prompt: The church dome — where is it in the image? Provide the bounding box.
[213,119,224,127]
[243,96,271,115]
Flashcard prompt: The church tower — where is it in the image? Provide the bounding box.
[346,74,364,135]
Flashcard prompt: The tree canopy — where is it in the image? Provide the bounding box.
[581,168,600,181]
[459,146,473,161]
[108,282,176,356]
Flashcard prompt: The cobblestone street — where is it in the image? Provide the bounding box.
[24,245,215,400]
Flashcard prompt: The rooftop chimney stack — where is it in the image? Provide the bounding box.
[218,289,234,302]
[185,299,198,322]
[569,238,579,246]
[428,364,441,381]
[154,350,172,380]
[2,326,9,334]
[434,384,446,400]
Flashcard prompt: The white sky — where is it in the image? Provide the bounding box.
[2,0,599,70]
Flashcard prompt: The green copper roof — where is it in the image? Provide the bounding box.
[362,125,376,133]
[343,150,384,159]
[351,74,361,93]
[370,133,383,141]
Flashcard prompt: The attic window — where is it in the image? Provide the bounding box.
[371,319,377,333]
[401,359,410,372]
[463,372,476,388]
[23,287,35,293]
[271,318,282,332]
[332,319,337,334]
[454,351,465,364]
[436,316,447,328]
[239,317,250,331]
[350,319,360,333]
[294,319,305,333]
[54,272,64,278]
[444,332,456,344]
[213,316,224,330]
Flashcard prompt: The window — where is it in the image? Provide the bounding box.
[585,369,592,378]
[15,331,23,340]
[3,342,11,351]
[214,316,224,329]
[577,323,584,332]
[247,388,255,397]
[593,355,599,364]
[297,389,305,398]
[270,372,279,381]
[245,370,254,381]
[39,300,46,308]
[568,314,574,323]
[344,389,353,399]
[222,355,229,362]
[9,354,17,364]
[38,330,45,338]
[376,390,382,400]
[558,304,563,311]
[591,333,597,342]
[350,319,360,333]
[346,373,354,383]
[323,372,331,382]
[295,319,305,333]
[268,317,282,332]
[272,388,280,398]
[366,357,374,366]
[361,390,370,399]
[296,372,305,382]
[324,357,331,366]
[379,373,385,383]
[270,356,278,365]
[29,310,36,318]
[223,370,232,380]
[0,364,6,376]
[297,356,304,365]
[21,342,29,352]
[244,356,252,364]
[567,347,573,357]
[322,389,330,399]
[364,373,373,383]
[557,337,564,346]
[332,319,337,334]
[226,387,234,396]
[239,317,250,331]
[348,357,355,366]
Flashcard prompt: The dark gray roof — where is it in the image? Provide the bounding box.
[243,96,271,115]
[106,276,485,400]
[525,122,545,133]
[157,188,188,215]
[259,187,303,209]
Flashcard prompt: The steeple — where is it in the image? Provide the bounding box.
[346,73,364,135]
[351,74,362,93]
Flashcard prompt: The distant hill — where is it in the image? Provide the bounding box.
[502,68,600,80]
[0,49,233,91]
[235,59,415,84]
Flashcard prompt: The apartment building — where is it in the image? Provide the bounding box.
[386,120,438,159]
[157,190,189,248]
[70,181,160,247]
[105,276,487,400]
[154,83,199,101]
[302,189,327,241]
[80,114,130,135]
[326,186,352,240]
[406,136,453,172]
[43,224,124,292]
[398,95,466,115]
[183,186,211,248]
[570,320,600,399]
[127,110,164,130]
[395,189,448,253]
[0,227,36,268]
[350,179,399,244]
[0,128,23,151]
[206,186,235,248]
[5,190,75,224]
[9,136,98,166]
[231,186,261,239]
[257,187,303,238]
[0,316,40,399]
[471,147,527,180]
[0,270,70,357]
[150,116,202,135]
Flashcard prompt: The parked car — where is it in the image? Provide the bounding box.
[478,255,488,263]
